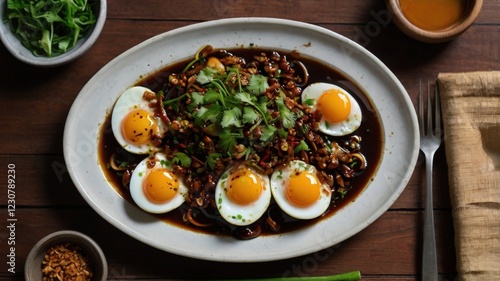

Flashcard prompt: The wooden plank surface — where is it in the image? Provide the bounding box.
[0,208,455,279]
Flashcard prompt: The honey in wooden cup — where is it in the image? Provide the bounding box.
[386,0,483,43]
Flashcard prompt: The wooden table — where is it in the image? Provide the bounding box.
[1,1,499,280]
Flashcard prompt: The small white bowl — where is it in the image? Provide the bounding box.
[25,230,108,281]
[0,0,106,67]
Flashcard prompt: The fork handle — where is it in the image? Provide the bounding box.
[422,153,438,281]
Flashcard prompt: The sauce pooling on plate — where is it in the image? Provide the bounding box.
[99,47,383,239]
[400,0,468,31]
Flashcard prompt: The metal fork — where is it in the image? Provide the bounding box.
[419,80,442,281]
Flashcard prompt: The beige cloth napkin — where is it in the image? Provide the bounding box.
[437,71,500,281]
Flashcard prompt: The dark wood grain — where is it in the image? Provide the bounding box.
[104,0,500,25]
[1,0,499,279]
[0,208,455,279]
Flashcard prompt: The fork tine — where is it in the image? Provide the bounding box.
[427,81,433,136]
[434,83,442,136]
[419,79,425,136]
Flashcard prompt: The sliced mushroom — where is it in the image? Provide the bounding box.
[109,153,126,171]
[351,153,367,170]
[183,208,214,228]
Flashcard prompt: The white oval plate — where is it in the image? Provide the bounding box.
[64,18,419,262]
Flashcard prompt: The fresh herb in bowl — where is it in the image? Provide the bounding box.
[4,0,97,57]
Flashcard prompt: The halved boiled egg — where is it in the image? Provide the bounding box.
[215,163,272,226]
[270,160,332,220]
[111,86,166,154]
[129,153,188,214]
[302,82,362,136]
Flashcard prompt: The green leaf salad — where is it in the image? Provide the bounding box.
[4,0,97,57]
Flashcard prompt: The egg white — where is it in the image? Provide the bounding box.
[215,163,272,226]
[111,86,166,154]
[270,160,332,220]
[302,82,362,136]
[129,153,188,214]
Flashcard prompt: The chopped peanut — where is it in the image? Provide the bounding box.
[41,243,93,281]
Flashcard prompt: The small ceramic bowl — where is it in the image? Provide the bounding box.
[25,230,108,281]
[0,0,106,67]
[386,0,483,43]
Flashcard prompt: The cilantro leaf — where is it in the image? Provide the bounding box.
[221,107,242,128]
[173,152,192,167]
[187,92,204,112]
[219,130,242,152]
[234,92,255,104]
[190,92,205,107]
[194,106,207,125]
[234,92,269,125]
[203,89,221,103]
[257,100,269,119]
[199,104,222,124]
[276,97,297,129]
[247,74,269,95]
[196,67,218,84]
[260,125,277,142]
[242,106,259,124]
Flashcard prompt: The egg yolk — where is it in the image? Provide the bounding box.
[226,167,263,205]
[122,109,159,145]
[143,169,179,203]
[286,172,321,207]
[317,89,351,123]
